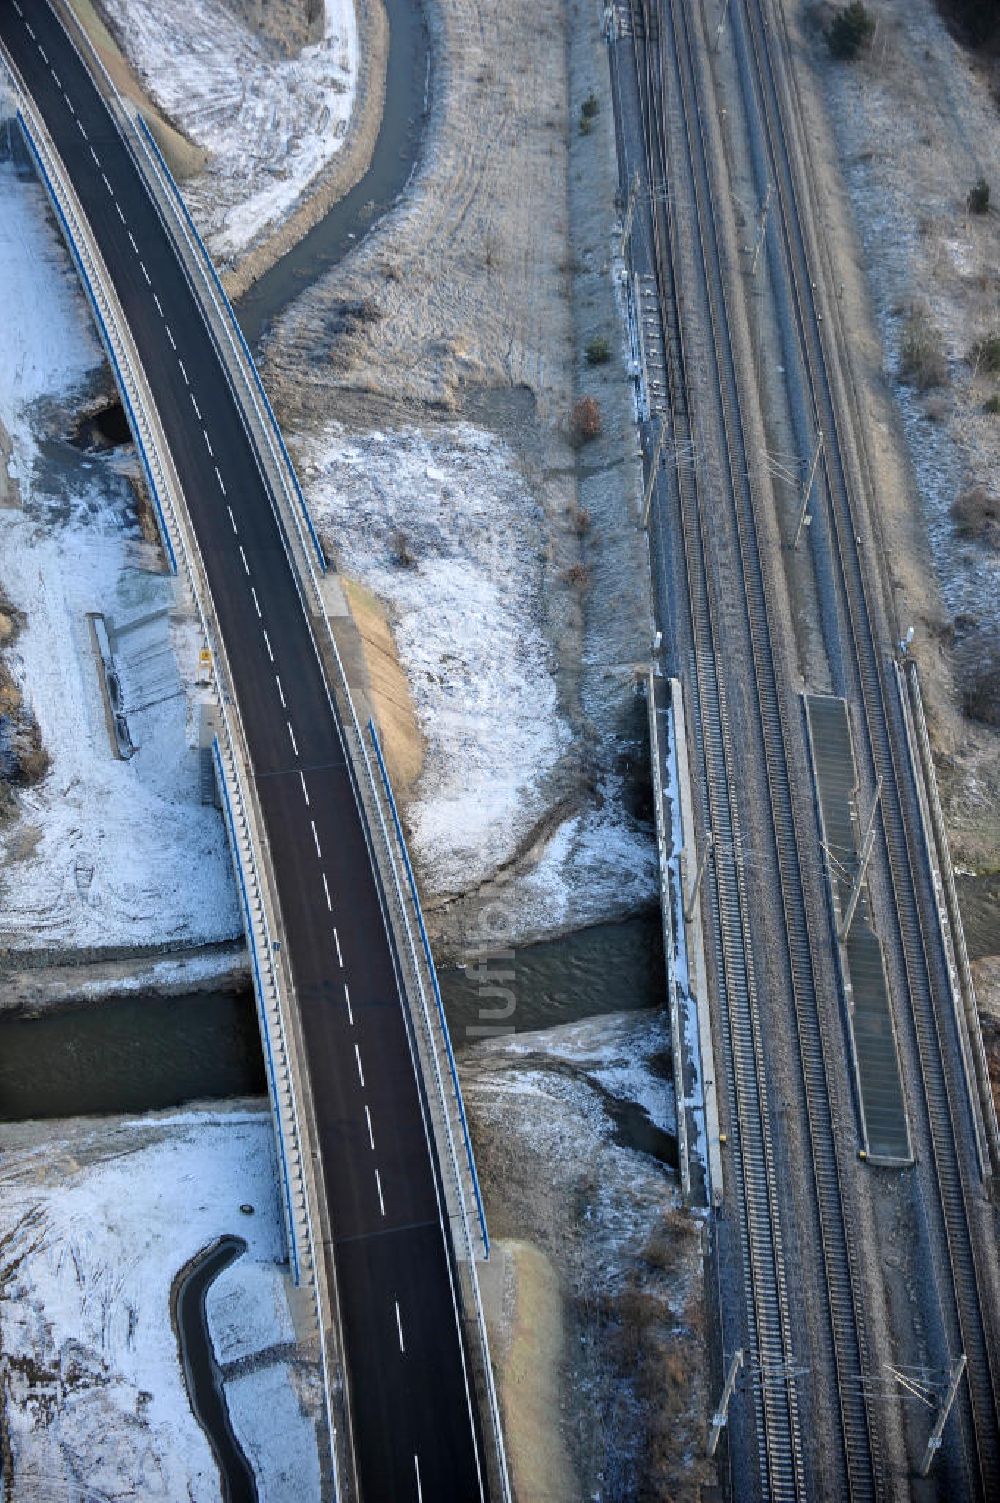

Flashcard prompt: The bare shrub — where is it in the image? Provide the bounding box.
[970,332,1000,374]
[562,561,591,588]
[951,484,1000,547]
[968,175,991,214]
[391,529,416,568]
[899,307,948,390]
[570,395,603,445]
[570,505,592,536]
[827,1,875,59]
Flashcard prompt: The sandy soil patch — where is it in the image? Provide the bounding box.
[463,1011,713,1500]
[489,1238,578,1503]
[65,0,208,179]
[341,574,423,797]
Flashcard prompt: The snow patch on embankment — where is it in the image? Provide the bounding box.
[0,1107,320,1501]
[97,0,357,261]
[298,422,656,936]
[0,159,239,952]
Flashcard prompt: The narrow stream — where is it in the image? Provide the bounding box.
[0,991,265,1120]
[235,0,430,347]
[175,1236,257,1503]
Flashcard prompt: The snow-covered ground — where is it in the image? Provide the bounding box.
[0,1105,320,1501]
[98,0,357,261]
[469,1007,675,1144]
[299,422,656,931]
[0,157,240,951]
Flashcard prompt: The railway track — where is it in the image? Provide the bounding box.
[731,1,1000,1493]
[630,0,883,1495]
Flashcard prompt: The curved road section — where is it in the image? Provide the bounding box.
[0,2,486,1497]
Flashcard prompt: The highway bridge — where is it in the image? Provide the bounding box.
[0,3,507,1498]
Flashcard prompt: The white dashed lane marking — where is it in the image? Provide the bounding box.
[140,262,151,285]
[217,467,227,497]
[101,173,112,195]
[204,430,214,458]
[334,928,343,967]
[178,359,188,385]
[366,1105,376,1152]
[354,1043,365,1089]
[395,1300,405,1353]
[190,393,201,420]
[285,716,297,754]
[128,230,137,253]
[275,674,286,709]
[344,982,353,1025]
[166,326,176,350]
[322,873,332,911]
[299,771,310,806]
[375,1169,386,1217]
[311,820,322,859]
[262,629,274,662]
[115,202,124,223]
[154,293,163,317]
[238,544,249,576]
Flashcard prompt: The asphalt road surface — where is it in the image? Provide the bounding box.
[0,3,487,1497]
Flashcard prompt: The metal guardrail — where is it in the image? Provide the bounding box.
[19,12,508,1492]
[368,718,489,1251]
[133,114,327,576]
[3,59,347,1497]
[119,54,497,1275]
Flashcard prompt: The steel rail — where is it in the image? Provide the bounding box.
[657,0,882,1493]
[634,0,886,1494]
[736,1,1000,1493]
[633,2,807,1494]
